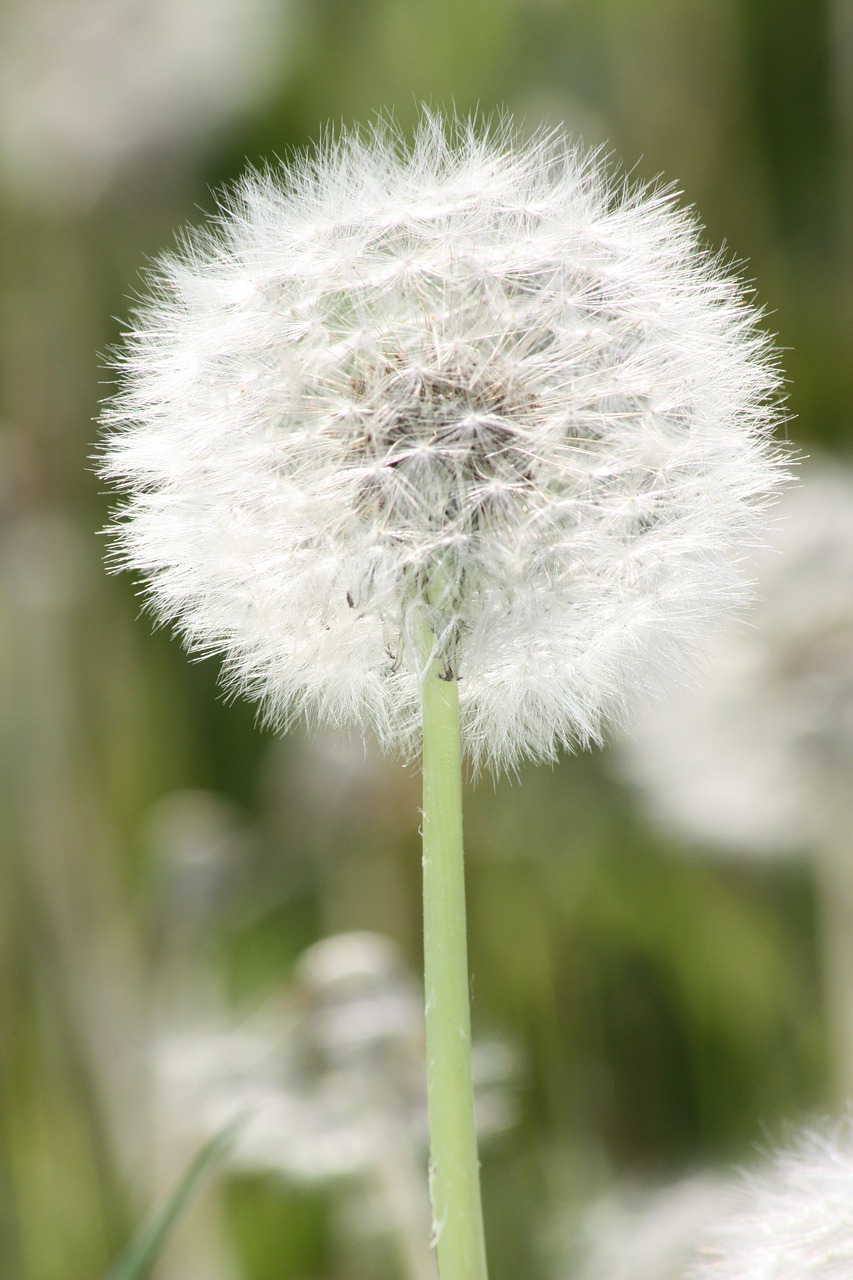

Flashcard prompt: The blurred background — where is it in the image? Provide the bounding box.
[0,1,848,1277]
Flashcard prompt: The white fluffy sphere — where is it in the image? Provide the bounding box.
[612,460,853,855]
[99,112,786,771]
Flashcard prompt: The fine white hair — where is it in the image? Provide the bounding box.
[688,1114,853,1279]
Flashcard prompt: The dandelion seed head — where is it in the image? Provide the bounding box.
[156,932,518,1184]
[99,111,787,771]
[612,460,853,856]
[688,1115,853,1279]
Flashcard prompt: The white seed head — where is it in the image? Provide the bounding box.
[688,1115,853,1279]
[99,111,787,772]
[156,931,517,1183]
[612,459,853,856]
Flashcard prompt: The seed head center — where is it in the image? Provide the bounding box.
[350,358,535,531]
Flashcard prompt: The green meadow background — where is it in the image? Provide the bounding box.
[0,0,846,1276]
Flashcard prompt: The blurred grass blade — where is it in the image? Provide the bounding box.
[105,1125,237,1280]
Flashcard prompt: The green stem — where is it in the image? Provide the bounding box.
[421,661,489,1280]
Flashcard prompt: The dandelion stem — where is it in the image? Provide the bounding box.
[421,658,488,1280]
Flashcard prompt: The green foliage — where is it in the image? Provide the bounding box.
[105,1129,235,1280]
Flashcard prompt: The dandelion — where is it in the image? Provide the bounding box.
[688,1114,853,1279]
[157,933,517,1280]
[98,111,787,1278]
[613,459,853,854]
[100,114,784,772]
[0,0,290,208]
[612,460,853,1097]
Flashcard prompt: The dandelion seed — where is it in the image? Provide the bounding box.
[98,110,788,774]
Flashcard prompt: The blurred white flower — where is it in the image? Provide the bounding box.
[611,459,853,1103]
[156,932,518,1184]
[612,460,853,856]
[568,1174,731,1280]
[99,111,786,772]
[155,932,517,1280]
[688,1114,853,1279]
[0,0,290,208]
